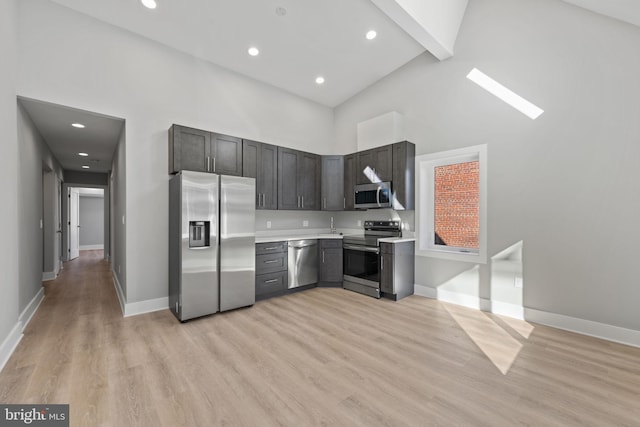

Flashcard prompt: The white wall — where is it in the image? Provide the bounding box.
[42,170,61,276]
[16,0,335,304]
[0,0,20,363]
[334,0,640,331]
[111,125,126,299]
[17,102,64,313]
[79,195,104,248]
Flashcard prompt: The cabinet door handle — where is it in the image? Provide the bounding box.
[343,198,346,209]
[381,255,384,270]
[264,246,278,250]
[264,279,279,284]
[213,157,216,172]
[322,250,325,263]
[302,196,304,208]
[323,198,326,209]
[264,260,280,264]
[206,156,210,172]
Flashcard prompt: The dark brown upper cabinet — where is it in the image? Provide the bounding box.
[391,141,415,210]
[321,155,344,211]
[243,140,278,210]
[168,125,241,176]
[277,147,320,210]
[356,145,393,184]
[168,125,210,173]
[211,133,242,176]
[343,153,357,211]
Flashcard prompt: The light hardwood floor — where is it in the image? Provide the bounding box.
[1,250,639,426]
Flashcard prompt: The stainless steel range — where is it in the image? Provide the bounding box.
[342,220,402,298]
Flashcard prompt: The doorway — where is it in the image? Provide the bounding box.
[63,184,109,262]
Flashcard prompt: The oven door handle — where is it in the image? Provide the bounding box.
[376,186,381,206]
[343,244,380,254]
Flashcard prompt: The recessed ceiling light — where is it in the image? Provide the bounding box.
[71,123,85,128]
[466,68,544,120]
[315,76,325,85]
[141,0,157,9]
[78,152,89,157]
[248,47,260,57]
[366,30,377,40]
[82,165,90,169]
[275,6,287,16]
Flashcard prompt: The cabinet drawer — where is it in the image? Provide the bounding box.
[319,239,342,249]
[256,253,287,274]
[256,241,287,255]
[256,271,288,296]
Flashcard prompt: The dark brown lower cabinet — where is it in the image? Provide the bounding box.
[255,242,288,300]
[380,241,415,300]
[318,239,343,286]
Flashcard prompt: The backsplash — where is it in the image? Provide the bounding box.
[255,208,415,237]
[255,210,334,233]
[335,209,415,237]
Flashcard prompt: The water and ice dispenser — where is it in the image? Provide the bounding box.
[189,221,210,248]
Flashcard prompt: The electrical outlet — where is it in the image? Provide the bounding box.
[514,276,523,288]
[266,221,272,229]
[357,220,362,226]
[303,220,309,227]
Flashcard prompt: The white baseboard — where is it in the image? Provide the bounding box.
[414,284,436,298]
[0,322,23,373]
[42,271,57,282]
[111,270,168,317]
[491,300,524,320]
[0,288,45,373]
[124,297,169,317]
[414,285,639,348]
[80,244,104,250]
[19,287,45,332]
[525,308,640,349]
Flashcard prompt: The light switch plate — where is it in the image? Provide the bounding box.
[266,221,272,229]
[514,276,523,288]
[303,220,309,227]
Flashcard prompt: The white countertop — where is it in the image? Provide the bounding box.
[378,237,416,243]
[255,233,344,244]
[255,231,415,244]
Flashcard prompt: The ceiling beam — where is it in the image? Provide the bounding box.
[370,0,468,60]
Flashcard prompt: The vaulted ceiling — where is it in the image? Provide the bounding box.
[23,0,640,173]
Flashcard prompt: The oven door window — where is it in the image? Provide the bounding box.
[343,247,379,283]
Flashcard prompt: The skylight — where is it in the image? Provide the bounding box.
[466,68,544,120]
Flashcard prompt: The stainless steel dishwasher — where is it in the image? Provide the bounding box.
[288,239,318,289]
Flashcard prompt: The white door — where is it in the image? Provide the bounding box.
[69,188,80,260]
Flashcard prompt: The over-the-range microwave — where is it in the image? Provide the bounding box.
[354,182,392,209]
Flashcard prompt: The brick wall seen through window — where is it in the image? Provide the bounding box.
[434,161,479,249]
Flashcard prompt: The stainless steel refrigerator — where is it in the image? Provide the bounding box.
[169,171,255,321]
